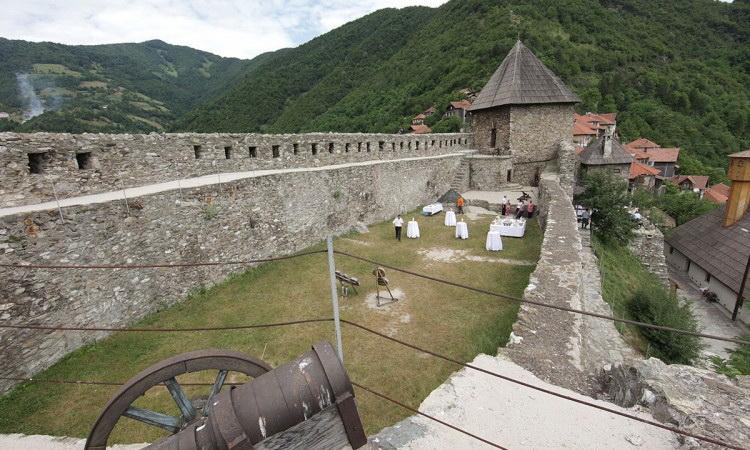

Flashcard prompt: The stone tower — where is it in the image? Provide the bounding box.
[469,40,579,185]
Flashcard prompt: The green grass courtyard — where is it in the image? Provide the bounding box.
[0,208,542,444]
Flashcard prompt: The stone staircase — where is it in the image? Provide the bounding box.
[450,157,470,192]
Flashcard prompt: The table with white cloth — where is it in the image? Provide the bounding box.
[485,231,503,251]
[497,219,526,237]
[444,210,457,226]
[455,221,469,239]
[407,220,420,238]
[422,203,443,216]
[489,223,502,234]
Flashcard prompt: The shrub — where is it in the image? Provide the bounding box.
[576,171,635,244]
[712,334,750,377]
[627,286,702,364]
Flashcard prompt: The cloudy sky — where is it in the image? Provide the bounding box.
[0,0,448,59]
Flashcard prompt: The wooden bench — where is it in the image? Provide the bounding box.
[335,271,360,297]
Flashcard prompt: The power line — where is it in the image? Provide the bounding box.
[0,318,333,333]
[352,381,508,449]
[341,320,745,450]
[0,250,327,270]
[333,250,750,346]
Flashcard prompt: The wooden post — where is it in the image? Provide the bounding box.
[732,252,750,321]
[51,183,64,222]
[121,184,130,216]
[326,236,344,362]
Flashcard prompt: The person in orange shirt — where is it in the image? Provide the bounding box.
[456,196,465,214]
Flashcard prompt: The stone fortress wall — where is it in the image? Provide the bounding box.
[0,131,470,393]
[0,132,472,207]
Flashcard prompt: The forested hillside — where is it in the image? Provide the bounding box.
[0,39,249,132]
[178,0,750,179]
[1,0,748,179]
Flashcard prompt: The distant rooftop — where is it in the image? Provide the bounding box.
[579,136,633,166]
[469,40,580,111]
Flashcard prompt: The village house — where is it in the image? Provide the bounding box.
[629,160,661,191]
[666,150,750,322]
[409,124,431,134]
[704,182,731,204]
[670,175,709,197]
[625,138,680,178]
[577,129,633,183]
[573,121,598,147]
[444,100,472,123]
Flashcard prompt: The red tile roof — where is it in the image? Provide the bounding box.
[645,147,680,163]
[449,100,472,110]
[704,183,730,204]
[671,175,709,190]
[410,124,432,134]
[629,161,661,179]
[625,138,660,150]
[573,122,597,136]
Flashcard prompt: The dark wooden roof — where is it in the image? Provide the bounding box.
[469,40,580,111]
[578,136,633,165]
[667,207,750,293]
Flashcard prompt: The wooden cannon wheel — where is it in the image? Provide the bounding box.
[85,349,272,450]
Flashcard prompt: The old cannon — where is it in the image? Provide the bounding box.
[85,342,367,449]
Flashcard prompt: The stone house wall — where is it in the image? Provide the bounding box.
[627,221,670,289]
[0,132,471,207]
[509,104,574,186]
[0,154,461,393]
[465,155,513,191]
[470,107,510,155]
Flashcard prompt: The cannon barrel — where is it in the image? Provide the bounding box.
[141,342,365,450]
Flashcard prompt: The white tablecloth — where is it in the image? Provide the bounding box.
[489,223,502,233]
[407,220,420,238]
[444,210,457,226]
[455,221,468,239]
[485,231,503,251]
[422,203,443,216]
[497,219,526,237]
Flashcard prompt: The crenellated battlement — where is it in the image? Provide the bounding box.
[0,132,472,207]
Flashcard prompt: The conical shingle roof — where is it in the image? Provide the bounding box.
[469,41,580,111]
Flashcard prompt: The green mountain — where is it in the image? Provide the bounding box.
[0,38,249,132]
[176,0,750,180]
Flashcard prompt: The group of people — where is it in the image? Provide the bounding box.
[575,204,592,229]
[499,195,535,219]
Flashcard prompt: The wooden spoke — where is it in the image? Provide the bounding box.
[203,369,228,416]
[123,406,180,433]
[165,377,196,422]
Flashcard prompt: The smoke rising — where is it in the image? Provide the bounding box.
[16,73,44,121]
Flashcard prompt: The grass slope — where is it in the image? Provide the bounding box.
[0,210,541,444]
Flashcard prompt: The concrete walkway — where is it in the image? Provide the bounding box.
[668,267,749,359]
[372,354,678,449]
[0,152,465,218]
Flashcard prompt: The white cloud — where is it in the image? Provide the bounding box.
[0,0,448,59]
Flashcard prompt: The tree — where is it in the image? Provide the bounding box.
[576,171,635,244]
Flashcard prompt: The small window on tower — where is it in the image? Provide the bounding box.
[311,143,318,155]
[76,152,93,170]
[193,145,203,159]
[328,143,334,154]
[28,152,48,174]
[293,143,299,155]
[224,146,232,159]
[272,145,280,158]
[490,129,497,148]
[249,146,257,158]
